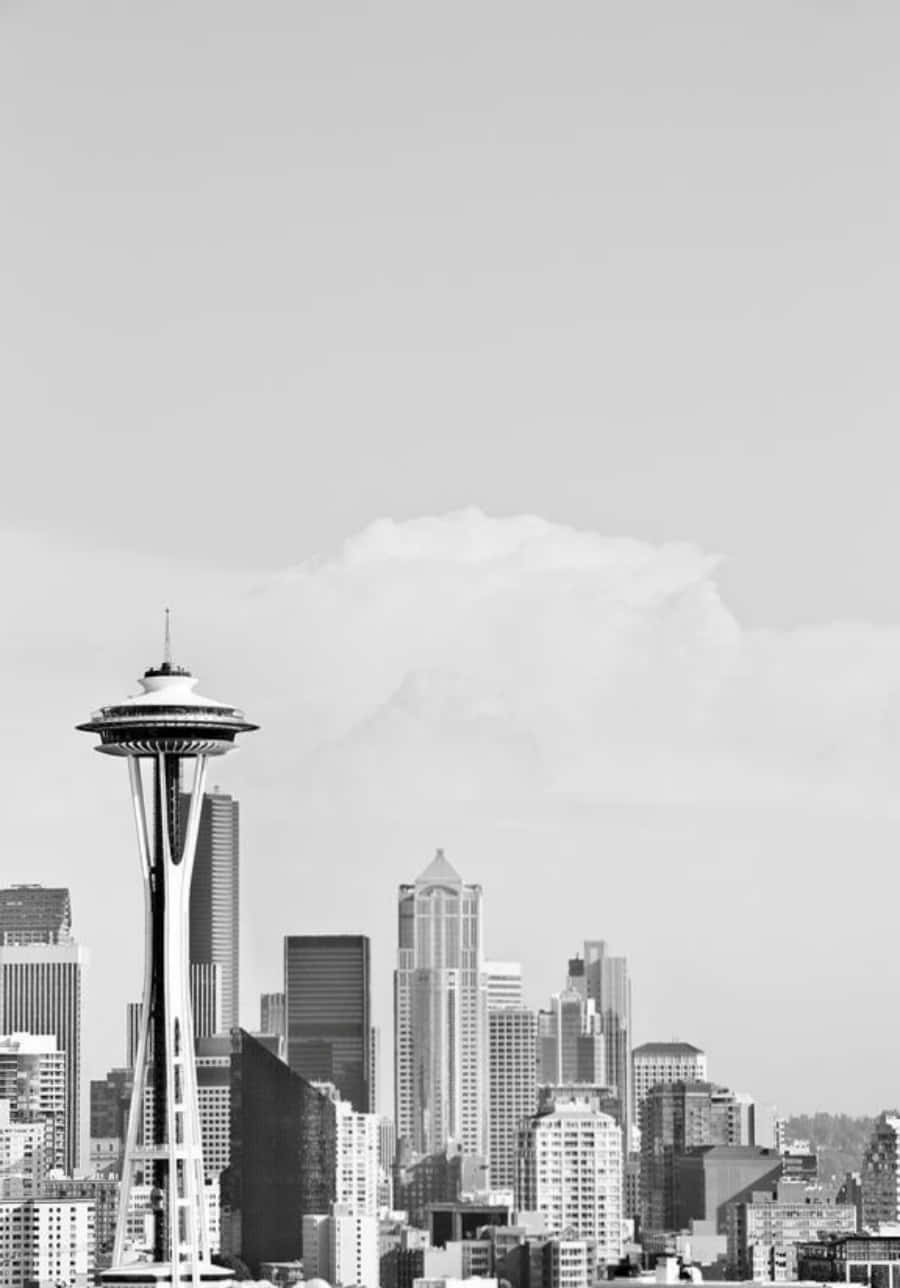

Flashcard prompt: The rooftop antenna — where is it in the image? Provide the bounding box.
[164,607,172,668]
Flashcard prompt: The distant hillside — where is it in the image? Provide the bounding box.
[785,1112,880,1181]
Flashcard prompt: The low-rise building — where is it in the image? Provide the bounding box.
[798,1233,900,1281]
[0,1194,95,1288]
[727,1180,857,1281]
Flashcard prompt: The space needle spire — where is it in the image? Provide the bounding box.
[78,635,257,1285]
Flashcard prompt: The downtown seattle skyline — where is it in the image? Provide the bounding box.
[3,2,900,1125]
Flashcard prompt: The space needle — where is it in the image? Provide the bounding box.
[78,618,257,1285]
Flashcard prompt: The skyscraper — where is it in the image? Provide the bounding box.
[632,1042,708,1121]
[581,941,632,1145]
[640,1080,747,1232]
[0,940,86,1174]
[285,935,372,1112]
[488,1008,537,1190]
[537,988,606,1088]
[183,788,240,1033]
[394,850,487,1156]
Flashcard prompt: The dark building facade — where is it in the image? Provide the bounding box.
[221,1029,336,1275]
[284,934,371,1112]
[182,789,240,1032]
[90,1068,133,1165]
[641,1081,746,1232]
[673,1145,783,1232]
[0,886,72,945]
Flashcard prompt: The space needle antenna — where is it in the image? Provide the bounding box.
[163,607,172,667]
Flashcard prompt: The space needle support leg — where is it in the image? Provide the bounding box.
[180,754,210,1275]
[113,755,154,1269]
[158,750,209,1281]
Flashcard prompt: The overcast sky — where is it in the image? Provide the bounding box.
[3,2,900,1116]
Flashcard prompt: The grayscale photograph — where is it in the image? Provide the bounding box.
[0,4,896,1286]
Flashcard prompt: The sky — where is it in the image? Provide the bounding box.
[2,2,900,1117]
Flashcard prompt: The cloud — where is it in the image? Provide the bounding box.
[246,508,900,816]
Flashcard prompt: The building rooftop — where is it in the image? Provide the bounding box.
[417,849,463,886]
[633,1042,704,1056]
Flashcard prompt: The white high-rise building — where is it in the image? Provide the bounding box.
[0,942,86,1173]
[0,1034,67,1171]
[485,962,523,1012]
[632,1042,708,1120]
[0,1194,95,1288]
[316,1083,380,1215]
[303,1205,379,1288]
[488,1009,537,1190]
[517,1095,623,1267]
[0,1101,53,1197]
[394,851,487,1156]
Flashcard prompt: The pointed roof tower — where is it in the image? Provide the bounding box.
[416,848,463,886]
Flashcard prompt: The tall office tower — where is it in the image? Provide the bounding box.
[78,636,257,1281]
[488,1008,537,1190]
[581,941,632,1147]
[862,1113,900,1230]
[303,1205,379,1288]
[259,992,285,1038]
[640,1080,744,1231]
[517,1094,623,1268]
[394,851,487,1156]
[485,961,524,1011]
[537,989,606,1088]
[0,1034,67,1171]
[0,941,86,1174]
[285,935,371,1112]
[632,1042,708,1122]
[183,788,240,1033]
[0,886,72,946]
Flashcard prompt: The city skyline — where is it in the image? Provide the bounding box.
[6,511,900,1118]
[3,2,900,1282]
[3,4,900,1123]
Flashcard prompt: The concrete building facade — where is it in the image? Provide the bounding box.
[516,1095,623,1266]
[489,1007,537,1191]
